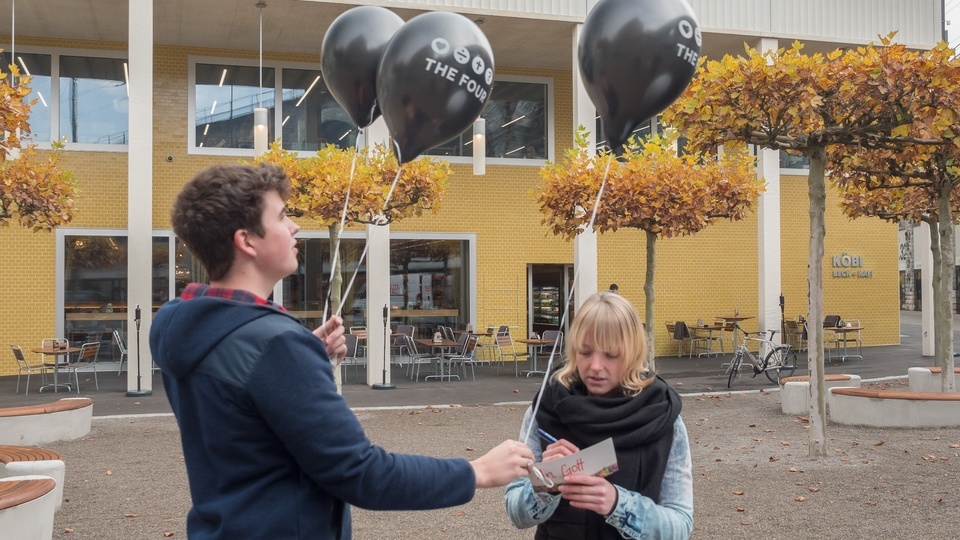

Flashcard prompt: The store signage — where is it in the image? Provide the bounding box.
[831,253,873,278]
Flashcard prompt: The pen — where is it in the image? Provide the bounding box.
[537,428,557,444]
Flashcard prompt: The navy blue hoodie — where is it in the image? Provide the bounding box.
[150,292,475,539]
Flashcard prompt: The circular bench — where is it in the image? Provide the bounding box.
[778,374,861,415]
[0,398,93,446]
[829,387,960,427]
[907,366,960,393]
[0,446,65,511]
[0,475,57,538]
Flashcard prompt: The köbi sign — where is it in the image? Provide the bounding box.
[377,11,495,163]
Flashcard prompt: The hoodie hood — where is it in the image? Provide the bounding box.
[150,296,285,378]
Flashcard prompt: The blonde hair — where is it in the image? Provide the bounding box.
[553,292,649,396]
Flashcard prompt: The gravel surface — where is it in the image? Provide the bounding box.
[46,390,960,539]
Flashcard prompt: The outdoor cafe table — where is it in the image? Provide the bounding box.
[717,315,755,350]
[414,337,461,381]
[690,324,724,357]
[826,325,864,362]
[514,337,558,377]
[32,346,81,393]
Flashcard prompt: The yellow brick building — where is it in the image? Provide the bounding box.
[0,1,920,379]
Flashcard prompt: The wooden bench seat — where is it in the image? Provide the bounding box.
[829,387,960,427]
[0,475,57,539]
[0,477,56,511]
[778,374,855,386]
[0,446,65,511]
[0,398,92,446]
[778,374,861,415]
[0,398,92,418]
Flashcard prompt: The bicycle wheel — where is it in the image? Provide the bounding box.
[727,350,744,388]
[764,346,798,383]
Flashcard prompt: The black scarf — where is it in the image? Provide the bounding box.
[534,375,681,540]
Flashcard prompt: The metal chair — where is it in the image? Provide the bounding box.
[405,335,441,382]
[72,342,101,391]
[349,326,368,359]
[493,332,520,376]
[114,330,129,375]
[12,345,49,395]
[340,333,362,382]
[449,335,480,381]
[784,319,806,351]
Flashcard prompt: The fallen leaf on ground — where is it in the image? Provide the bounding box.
[164,533,175,538]
[733,490,744,495]
[124,513,139,518]
[795,496,805,502]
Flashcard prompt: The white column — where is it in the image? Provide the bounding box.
[364,118,392,386]
[572,6,598,310]
[918,222,935,356]
[755,37,782,342]
[127,0,154,392]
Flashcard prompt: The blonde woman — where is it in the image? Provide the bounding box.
[505,292,693,539]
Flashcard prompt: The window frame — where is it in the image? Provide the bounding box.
[427,73,555,167]
[189,55,335,157]
[2,45,129,153]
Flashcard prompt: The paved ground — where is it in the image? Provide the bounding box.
[4,312,960,539]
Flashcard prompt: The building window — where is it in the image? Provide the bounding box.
[780,150,810,169]
[2,50,126,148]
[281,68,357,151]
[1,52,52,142]
[281,236,472,336]
[59,56,129,144]
[191,59,357,154]
[424,79,549,160]
[195,63,275,150]
[61,234,168,353]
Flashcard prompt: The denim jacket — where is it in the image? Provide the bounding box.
[504,408,693,540]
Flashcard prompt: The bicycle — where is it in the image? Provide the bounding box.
[725,328,797,388]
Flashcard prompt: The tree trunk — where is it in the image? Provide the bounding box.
[644,231,657,372]
[936,187,957,392]
[329,223,344,393]
[806,147,827,458]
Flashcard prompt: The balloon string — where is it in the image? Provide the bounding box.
[321,130,361,327]
[521,157,611,445]
[333,139,405,319]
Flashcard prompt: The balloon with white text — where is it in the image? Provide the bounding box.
[579,0,701,151]
[377,11,495,163]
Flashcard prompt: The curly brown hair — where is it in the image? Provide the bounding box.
[171,164,291,281]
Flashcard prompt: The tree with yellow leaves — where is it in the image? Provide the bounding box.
[664,37,937,455]
[1,59,76,231]
[536,129,762,371]
[831,42,960,392]
[256,142,450,324]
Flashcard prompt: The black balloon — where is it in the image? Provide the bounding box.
[321,6,404,128]
[376,12,494,163]
[579,0,701,151]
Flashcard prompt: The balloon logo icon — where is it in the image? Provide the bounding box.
[376,11,495,163]
[579,0,701,151]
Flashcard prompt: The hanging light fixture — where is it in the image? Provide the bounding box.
[472,118,485,175]
[253,1,268,156]
[6,0,19,160]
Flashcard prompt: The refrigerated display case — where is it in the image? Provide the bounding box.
[533,286,561,334]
